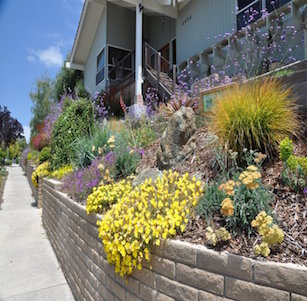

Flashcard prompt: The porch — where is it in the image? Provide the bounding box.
[67,0,181,103]
[106,1,178,104]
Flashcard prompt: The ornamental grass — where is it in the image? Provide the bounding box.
[96,171,203,277]
[209,78,299,159]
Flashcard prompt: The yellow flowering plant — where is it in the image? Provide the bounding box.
[50,165,73,180]
[86,179,132,214]
[220,198,234,216]
[198,163,272,235]
[252,211,284,257]
[223,165,272,235]
[31,161,51,187]
[205,226,231,246]
[97,170,203,278]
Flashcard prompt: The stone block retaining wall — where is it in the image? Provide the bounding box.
[25,161,43,208]
[41,177,307,301]
[25,161,38,203]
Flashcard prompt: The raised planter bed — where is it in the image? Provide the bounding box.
[40,176,307,301]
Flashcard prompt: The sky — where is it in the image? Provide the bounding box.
[0,0,84,142]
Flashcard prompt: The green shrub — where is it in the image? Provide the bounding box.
[298,157,307,174]
[5,159,12,166]
[71,125,111,168]
[27,152,33,161]
[0,148,6,163]
[132,119,156,148]
[209,78,298,159]
[279,137,294,162]
[39,147,51,162]
[112,133,141,179]
[116,118,157,149]
[103,134,142,180]
[279,138,307,192]
[114,147,141,178]
[50,98,94,169]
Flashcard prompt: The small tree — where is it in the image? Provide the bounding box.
[0,106,24,148]
[30,76,54,137]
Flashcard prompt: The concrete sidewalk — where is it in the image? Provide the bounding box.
[0,165,75,301]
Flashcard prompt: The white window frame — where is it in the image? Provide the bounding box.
[96,47,105,86]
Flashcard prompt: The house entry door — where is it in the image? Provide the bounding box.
[159,43,170,73]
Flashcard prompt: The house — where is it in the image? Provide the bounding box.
[67,0,307,104]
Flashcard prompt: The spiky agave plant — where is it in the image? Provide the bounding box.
[209,77,299,159]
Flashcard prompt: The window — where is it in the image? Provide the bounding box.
[96,48,105,85]
[108,46,133,81]
[266,0,291,13]
[237,0,262,31]
[237,0,292,30]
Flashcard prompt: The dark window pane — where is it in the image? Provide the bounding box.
[238,0,254,11]
[266,0,291,13]
[96,67,105,85]
[237,1,261,30]
[108,47,130,65]
[97,49,105,71]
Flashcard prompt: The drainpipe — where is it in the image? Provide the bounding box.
[135,2,144,105]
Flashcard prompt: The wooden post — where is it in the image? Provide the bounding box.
[157,52,161,88]
[172,64,177,94]
[145,44,148,68]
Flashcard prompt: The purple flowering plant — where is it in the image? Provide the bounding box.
[176,0,303,97]
[92,91,110,120]
[62,158,103,203]
[144,87,159,117]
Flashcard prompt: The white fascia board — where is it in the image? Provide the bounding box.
[70,0,89,64]
[65,62,85,71]
[70,0,106,64]
[120,0,178,18]
[178,0,191,10]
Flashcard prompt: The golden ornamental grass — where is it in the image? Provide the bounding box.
[209,78,299,158]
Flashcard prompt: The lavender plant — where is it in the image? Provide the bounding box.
[144,87,159,117]
[179,1,303,95]
[220,2,302,79]
[92,91,110,120]
[62,158,103,203]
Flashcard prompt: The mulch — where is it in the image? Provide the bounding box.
[137,127,307,266]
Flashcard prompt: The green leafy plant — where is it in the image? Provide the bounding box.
[114,149,140,179]
[39,146,51,162]
[50,98,94,169]
[117,117,156,149]
[279,137,307,192]
[199,152,272,235]
[197,182,226,221]
[209,78,298,159]
[279,137,294,162]
[71,125,111,168]
[133,121,156,148]
[224,168,273,235]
